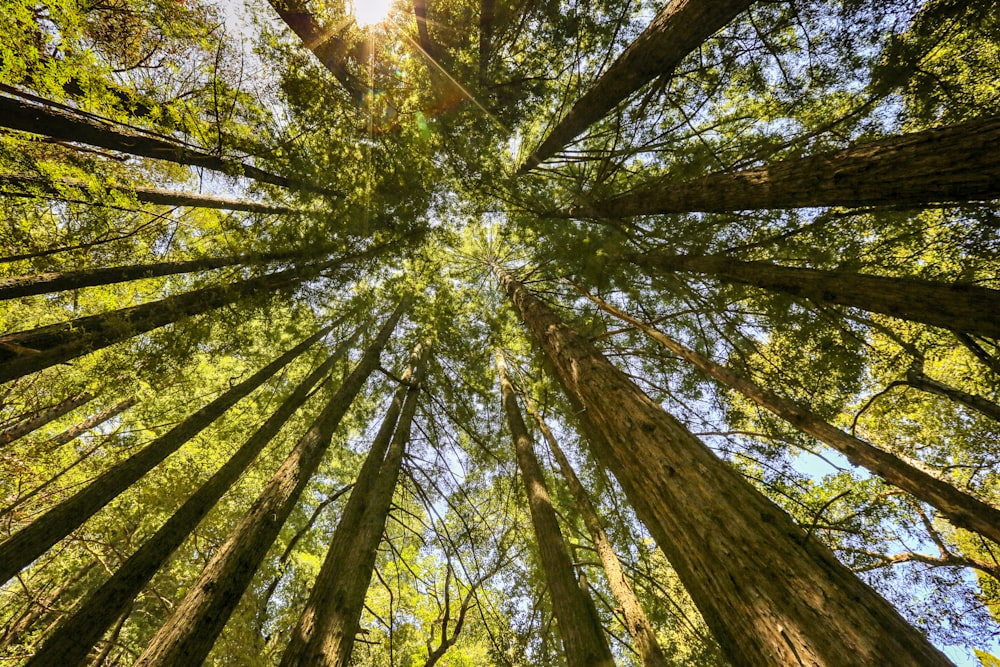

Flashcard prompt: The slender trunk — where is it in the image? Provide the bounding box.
[0,326,331,585]
[1,391,95,446]
[0,95,338,197]
[27,322,363,666]
[565,115,1000,214]
[524,397,669,667]
[495,266,951,666]
[904,363,1000,423]
[497,352,614,667]
[133,299,410,667]
[0,561,97,649]
[520,0,753,171]
[0,174,296,214]
[280,340,429,667]
[46,398,138,448]
[955,333,1000,378]
[627,252,1000,339]
[0,258,338,383]
[582,288,1000,547]
[266,1,365,102]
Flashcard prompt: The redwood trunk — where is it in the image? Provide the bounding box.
[0,391,95,446]
[46,398,138,447]
[627,252,1000,339]
[27,323,363,666]
[583,289,1000,547]
[0,326,331,585]
[525,397,669,667]
[566,115,1000,214]
[497,353,614,667]
[280,341,429,667]
[133,299,409,667]
[904,365,1000,423]
[521,0,753,171]
[0,95,338,197]
[496,267,950,666]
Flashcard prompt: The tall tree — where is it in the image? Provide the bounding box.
[45,397,138,448]
[0,391,95,446]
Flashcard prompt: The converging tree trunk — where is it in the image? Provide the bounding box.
[0,95,339,197]
[580,288,1000,547]
[559,115,1000,214]
[133,299,411,667]
[0,326,332,585]
[904,359,1000,424]
[625,252,1000,339]
[280,339,430,667]
[46,397,138,448]
[520,0,753,171]
[26,322,365,666]
[0,391,95,446]
[496,352,615,667]
[524,396,670,667]
[494,265,951,666]
[0,561,96,650]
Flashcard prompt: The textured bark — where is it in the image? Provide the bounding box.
[496,267,951,667]
[0,174,296,214]
[0,257,341,383]
[280,340,430,667]
[497,353,614,667]
[564,115,1000,214]
[520,0,753,171]
[0,95,338,197]
[524,397,669,667]
[267,1,365,102]
[27,323,362,666]
[133,299,410,667]
[904,363,1000,423]
[0,327,330,585]
[627,252,1000,339]
[0,391,95,446]
[47,397,138,448]
[583,289,1000,547]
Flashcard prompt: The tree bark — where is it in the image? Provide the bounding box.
[0,174,296,214]
[904,361,1000,423]
[520,0,753,171]
[133,299,410,667]
[626,252,1000,339]
[497,352,614,667]
[495,266,951,667]
[1,391,95,446]
[562,115,1000,214]
[0,326,332,586]
[0,95,339,197]
[47,397,138,448]
[26,322,364,666]
[582,288,1000,547]
[524,396,670,667]
[280,339,430,667]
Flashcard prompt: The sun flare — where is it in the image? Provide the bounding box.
[353,0,394,28]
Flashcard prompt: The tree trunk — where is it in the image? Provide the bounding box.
[0,95,339,197]
[26,322,364,666]
[280,340,430,667]
[0,561,96,649]
[0,326,332,586]
[133,299,410,667]
[524,396,670,667]
[497,352,614,667]
[904,362,1000,423]
[46,398,138,448]
[0,174,296,214]
[626,252,1000,339]
[520,0,753,171]
[495,266,951,667]
[582,288,1000,547]
[564,115,1000,214]
[1,391,95,446]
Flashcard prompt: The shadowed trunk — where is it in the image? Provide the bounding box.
[497,352,615,667]
[626,252,1000,339]
[47,397,138,448]
[0,561,96,650]
[495,265,951,666]
[0,326,332,585]
[904,360,1000,423]
[133,299,410,667]
[1,391,95,446]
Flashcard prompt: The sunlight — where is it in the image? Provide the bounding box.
[352,0,393,28]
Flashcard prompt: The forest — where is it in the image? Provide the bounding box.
[0,0,998,665]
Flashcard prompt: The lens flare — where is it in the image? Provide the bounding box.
[353,0,393,28]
